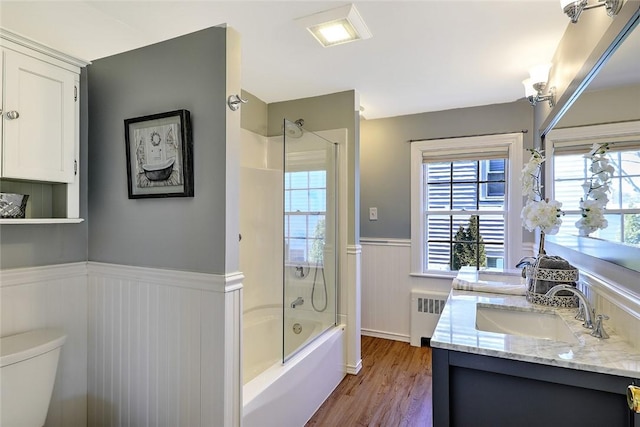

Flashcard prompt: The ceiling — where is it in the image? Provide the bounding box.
[0,0,614,120]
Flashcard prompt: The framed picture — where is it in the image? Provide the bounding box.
[124,109,194,198]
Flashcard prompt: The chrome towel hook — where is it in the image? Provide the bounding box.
[227,94,248,111]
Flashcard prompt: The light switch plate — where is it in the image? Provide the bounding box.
[369,207,378,221]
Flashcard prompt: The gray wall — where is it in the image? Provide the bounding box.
[557,83,640,127]
[0,70,89,269]
[240,89,268,136]
[88,27,229,274]
[267,90,360,244]
[360,99,533,239]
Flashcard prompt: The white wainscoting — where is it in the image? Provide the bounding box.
[345,244,362,374]
[581,272,640,350]
[361,239,536,343]
[87,262,242,427]
[360,239,452,343]
[0,262,88,427]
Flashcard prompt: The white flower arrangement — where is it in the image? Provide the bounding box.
[575,143,613,236]
[520,148,564,236]
[521,199,563,235]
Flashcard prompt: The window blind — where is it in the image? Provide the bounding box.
[421,145,509,163]
[552,137,640,155]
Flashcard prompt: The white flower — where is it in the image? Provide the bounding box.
[586,142,609,157]
[521,149,545,202]
[521,199,563,235]
[591,158,613,175]
[581,181,591,194]
[575,199,608,236]
[577,142,612,236]
[589,188,609,204]
[520,148,564,236]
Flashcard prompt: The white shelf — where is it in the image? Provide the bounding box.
[0,218,84,224]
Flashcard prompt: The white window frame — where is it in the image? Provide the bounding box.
[545,120,640,242]
[410,133,524,276]
[284,169,327,264]
[480,159,506,200]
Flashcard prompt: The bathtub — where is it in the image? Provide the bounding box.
[243,306,346,427]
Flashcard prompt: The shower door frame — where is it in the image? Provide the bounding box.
[281,121,346,364]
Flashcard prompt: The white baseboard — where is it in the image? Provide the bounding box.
[346,359,362,375]
[361,328,410,343]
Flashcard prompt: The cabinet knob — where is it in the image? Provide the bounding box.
[5,111,20,120]
[628,385,640,413]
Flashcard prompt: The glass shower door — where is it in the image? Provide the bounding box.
[282,119,338,362]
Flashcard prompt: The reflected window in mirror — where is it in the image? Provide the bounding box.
[545,121,640,247]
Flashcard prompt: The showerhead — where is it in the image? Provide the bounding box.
[284,118,304,138]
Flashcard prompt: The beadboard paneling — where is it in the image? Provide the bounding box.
[87,262,242,427]
[0,262,88,427]
[582,272,640,350]
[0,179,54,218]
[361,240,537,342]
[362,241,411,341]
[361,240,451,342]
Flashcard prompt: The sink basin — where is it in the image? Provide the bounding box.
[476,304,579,344]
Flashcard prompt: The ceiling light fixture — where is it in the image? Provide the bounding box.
[523,63,556,107]
[296,4,372,47]
[560,0,622,23]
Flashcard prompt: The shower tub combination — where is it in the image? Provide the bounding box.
[239,120,346,427]
[242,305,345,427]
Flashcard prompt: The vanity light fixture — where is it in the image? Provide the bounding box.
[296,4,372,47]
[560,0,622,23]
[523,63,556,107]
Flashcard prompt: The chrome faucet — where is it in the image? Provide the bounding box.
[291,297,304,309]
[591,314,610,339]
[545,285,595,329]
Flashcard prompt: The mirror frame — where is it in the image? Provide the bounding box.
[539,3,640,137]
[539,3,640,277]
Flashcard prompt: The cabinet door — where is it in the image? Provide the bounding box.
[2,49,76,183]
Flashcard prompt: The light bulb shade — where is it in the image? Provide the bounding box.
[522,78,537,98]
[561,0,588,22]
[560,0,578,9]
[528,63,552,87]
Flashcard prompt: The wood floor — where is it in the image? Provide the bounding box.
[306,336,433,427]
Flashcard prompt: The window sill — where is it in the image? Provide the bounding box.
[0,218,85,224]
[410,271,457,280]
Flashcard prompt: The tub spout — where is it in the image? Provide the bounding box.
[291,297,304,308]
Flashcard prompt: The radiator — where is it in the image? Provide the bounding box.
[410,289,448,347]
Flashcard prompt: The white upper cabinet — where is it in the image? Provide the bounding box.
[2,49,77,183]
[0,29,88,222]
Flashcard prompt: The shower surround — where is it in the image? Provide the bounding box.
[239,126,349,425]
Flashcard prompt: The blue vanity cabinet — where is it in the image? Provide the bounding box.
[433,348,640,427]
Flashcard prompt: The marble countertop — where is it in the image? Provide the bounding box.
[431,273,640,379]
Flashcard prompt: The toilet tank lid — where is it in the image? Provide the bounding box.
[1,329,66,368]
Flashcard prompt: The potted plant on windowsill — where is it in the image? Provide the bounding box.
[519,149,579,307]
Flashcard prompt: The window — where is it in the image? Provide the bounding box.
[546,122,640,246]
[410,133,524,275]
[284,170,326,263]
[481,159,506,199]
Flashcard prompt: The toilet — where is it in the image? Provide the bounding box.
[1,329,66,427]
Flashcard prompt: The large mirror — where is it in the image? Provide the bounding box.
[544,13,640,273]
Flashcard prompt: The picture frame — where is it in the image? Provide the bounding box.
[124,109,194,199]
